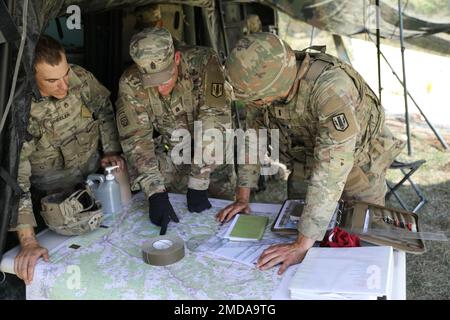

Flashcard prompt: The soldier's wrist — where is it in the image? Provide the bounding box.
[294,233,315,251]
[236,187,250,203]
[188,177,209,190]
[20,236,39,247]
[17,226,37,246]
[146,186,166,199]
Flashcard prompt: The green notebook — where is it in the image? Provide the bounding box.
[225,214,269,241]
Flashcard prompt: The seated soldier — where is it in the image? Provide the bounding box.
[10,35,124,284]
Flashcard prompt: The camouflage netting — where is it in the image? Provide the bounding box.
[256,0,450,56]
[58,0,212,14]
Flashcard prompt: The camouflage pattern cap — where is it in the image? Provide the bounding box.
[129,27,175,87]
[134,4,162,29]
[225,32,297,102]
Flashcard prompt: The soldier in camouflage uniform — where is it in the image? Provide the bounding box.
[217,33,405,274]
[134,4,163,30]
[116,27,234,235]
[10,35,123,284]
[244,14,263,35]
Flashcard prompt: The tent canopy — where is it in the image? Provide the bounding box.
[18,0,450,55]
[260,0,450,56]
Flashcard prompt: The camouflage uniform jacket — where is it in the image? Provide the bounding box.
[11,65,122,230]
[238,52,399,240]
[116,45,231,198]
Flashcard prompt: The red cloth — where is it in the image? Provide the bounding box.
[320,227,360,248]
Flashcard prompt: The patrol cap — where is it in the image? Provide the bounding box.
[129,27,176,87]
[225,32,297,102]
[134,4,162,29]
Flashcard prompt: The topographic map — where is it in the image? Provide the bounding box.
[27,193,296,299]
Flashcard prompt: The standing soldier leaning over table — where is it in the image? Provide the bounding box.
[116,27,234,235]
[10,35,124,285]
[218,33,405,274]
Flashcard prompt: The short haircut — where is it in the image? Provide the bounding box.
[34,35,65,70]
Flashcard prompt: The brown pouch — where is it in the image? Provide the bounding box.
[338,200,426,254]
[60,120,99,168]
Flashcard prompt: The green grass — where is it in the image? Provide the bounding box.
[386,117,450,299]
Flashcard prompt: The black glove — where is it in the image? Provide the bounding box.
[186,188,212,213]
[148,192,179,235]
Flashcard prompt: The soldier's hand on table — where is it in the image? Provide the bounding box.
[216,187,251,223]
[14,241,49,285]
[216,199,250,223]
[186,188,211,213]
[101,153,125,172]
[256,242,308,275]
[256,235,315,275]
[148,191,179,235]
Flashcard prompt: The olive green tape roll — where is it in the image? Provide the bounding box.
[142,235,185,266]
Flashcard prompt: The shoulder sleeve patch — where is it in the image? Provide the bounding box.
[325,110,358,142]
[205,54,227,107]
[116,105,142,138]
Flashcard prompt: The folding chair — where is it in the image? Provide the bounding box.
[385,160,426,213]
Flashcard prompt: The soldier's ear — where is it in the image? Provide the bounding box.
[174,51,181,66]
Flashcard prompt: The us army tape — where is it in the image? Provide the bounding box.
[142,235,185,266]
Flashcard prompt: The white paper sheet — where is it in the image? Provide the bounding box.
[196,232,278,267]
[209,241,271,267]
[289,246,394,299]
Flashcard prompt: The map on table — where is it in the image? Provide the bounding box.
[27,193,296,300]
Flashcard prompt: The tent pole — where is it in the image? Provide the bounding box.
[375,0,382,103]
[370,41,449,151]
[333,35,351,64]
[0,43,9,120]
[398,0,412,155]
[0,0,14,120]
[309,26,315,47]
[216,0,229,56]
[0,0,15,271]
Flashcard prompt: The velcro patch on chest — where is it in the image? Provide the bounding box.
[81,104,92,118]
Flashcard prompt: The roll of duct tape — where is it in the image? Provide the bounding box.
[141,235,185,266]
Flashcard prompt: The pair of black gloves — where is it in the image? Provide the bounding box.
[148,188,211,235]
